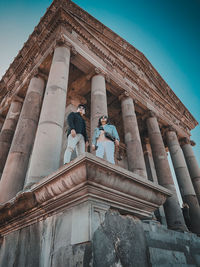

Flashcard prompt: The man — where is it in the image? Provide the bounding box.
[64,104,88,164]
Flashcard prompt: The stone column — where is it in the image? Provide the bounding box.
[143,138,157,182]
[25,42,71,187]
[166,128,200,234]
[0,75,45,203]
[120,95,147,178]
[146,111,187,231]
[90,71,108,139]
[0,99,22,178]
[180,138,200,204]
[143,138,167,226]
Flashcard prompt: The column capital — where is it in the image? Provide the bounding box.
[190,140,196,146]
[118,90,131,101]
[94,67,106,76]
[56,34,72,48]
[180,137,196,147]
[146,110,157,118]
[55,34,77,57]
[165,125,177,134]
[32,68,48,81]
[179,137,190,146]
[12,95,24,104]
[88,67,107,80]
[54,34,76,58]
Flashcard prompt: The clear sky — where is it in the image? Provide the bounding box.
[0,0,199,168]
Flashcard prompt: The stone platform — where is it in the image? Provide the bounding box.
[0,154,200,266]
[0,153,171,237]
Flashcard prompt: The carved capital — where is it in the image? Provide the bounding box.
[12,95,24,103]
[55,34,73,50]
[166,125,176,133]
[118,90,130,101]
[94,67,105,76]
[146,110,157,118]
[32,68,48,81]
[180,138,196,147]
[89,67,106,80]
[190,140,196,146]
[179,137,190,146]
[56,34,69,48]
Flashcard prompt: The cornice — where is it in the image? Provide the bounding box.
[0,0,198,134]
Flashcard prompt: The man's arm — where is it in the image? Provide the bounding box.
[112,126,120,146]
[83,120,88,142]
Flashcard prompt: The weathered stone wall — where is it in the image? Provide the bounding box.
[0,209,200,266]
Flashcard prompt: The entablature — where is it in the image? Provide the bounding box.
[0,0,198,136]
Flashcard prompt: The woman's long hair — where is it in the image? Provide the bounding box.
[98,115,110,128]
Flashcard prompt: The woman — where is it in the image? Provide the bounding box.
[92,115,120,164]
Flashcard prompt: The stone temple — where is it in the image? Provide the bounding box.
[0,0,200,266]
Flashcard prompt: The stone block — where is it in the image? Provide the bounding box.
[148,247,189,266]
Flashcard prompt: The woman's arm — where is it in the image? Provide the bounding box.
[112,125,120,141]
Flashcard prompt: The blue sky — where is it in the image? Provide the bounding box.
[0,0,199,167]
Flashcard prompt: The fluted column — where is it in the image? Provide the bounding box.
[166,128,200,234]
[25,42,71,187]
[0,75,45,203]
[146,111,187,231]
[121,94,147,178]
[180,138,200,204]
[0,99,22,178]
[90,71,108,139]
